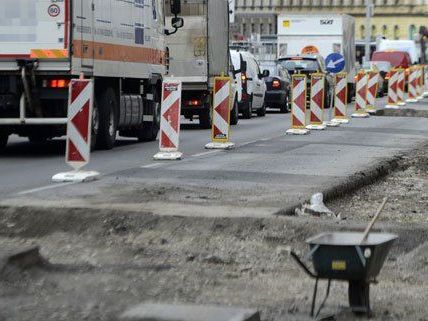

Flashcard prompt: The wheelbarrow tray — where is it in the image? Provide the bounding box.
[306,232,397,281]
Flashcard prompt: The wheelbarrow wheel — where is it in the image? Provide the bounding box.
[348,281,371,317]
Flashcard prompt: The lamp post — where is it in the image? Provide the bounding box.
[364,0,374,63]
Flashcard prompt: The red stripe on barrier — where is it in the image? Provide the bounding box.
[67,140,85,162]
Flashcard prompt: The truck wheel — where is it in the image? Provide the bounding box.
[0,131,8,150]
[96,87,117,150]
[280,98,289,113]
[348,281,371,316]
[256,103,266,117]
[230,98,239,125]
[137,89,161,142]
[199,106,212,129]
[241,99,252,119]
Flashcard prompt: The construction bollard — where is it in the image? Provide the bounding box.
[352,71,369,118]
[306,73,326,130]
[153,79,183,160]
[205,76,235,149]
[396,68,406,106]
[52,79,100,182]
[406,66,418,103]
[286,74,309,135]
[385,69,399,109]
[331,72,350,124]
[366,71,379,114]
[416,65,424,100]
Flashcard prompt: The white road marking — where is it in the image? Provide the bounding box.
[191,150,221,157]
[141,163,164,168]
[17,182,74,196]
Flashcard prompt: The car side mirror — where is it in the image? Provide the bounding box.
[262,69,270,78]
[170,0,181,15]
[171,17,183,29]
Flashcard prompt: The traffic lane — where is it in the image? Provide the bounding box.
[0,113,290,198]
[3,108,428,217]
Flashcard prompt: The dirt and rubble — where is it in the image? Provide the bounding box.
[0,147,427,321]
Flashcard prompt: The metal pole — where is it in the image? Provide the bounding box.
[364,0,373,63]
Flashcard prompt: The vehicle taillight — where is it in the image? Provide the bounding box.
[272,79,281,89]
[187,99,202,107]
[241,73,247,83]
[43,79,71,88]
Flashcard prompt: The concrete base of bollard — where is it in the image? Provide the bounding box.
[423,91,428,98]
[205,142,235,150]
[384,105,399,109]
[406,98,418,103]
[286,128,310,135]
[417,96,424,100]
[397,102,406,106]
[306,123,326,130]
[331,118,350,124]
[351,112,370,118]
[153,151,183,160]
[52,170,100,183]
[323,120,341,127]
[119,303,261,321]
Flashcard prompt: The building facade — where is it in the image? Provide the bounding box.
[232,0,428,41]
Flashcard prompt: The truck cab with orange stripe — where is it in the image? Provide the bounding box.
[0,0,183,150]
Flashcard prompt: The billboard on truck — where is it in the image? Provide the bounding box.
[0,0,69,59]
[277,14,356,84]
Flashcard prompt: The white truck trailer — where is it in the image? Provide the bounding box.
[277,14,356,99]
[0,0,183,150]
[165,0,239,128]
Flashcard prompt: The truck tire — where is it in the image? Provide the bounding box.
[0,131,8,150]
[230,98,239,125]
[137,89,161,142]
[96,87,118,150]
[241,98,252,119]
[199,106,212,129]
[256,103,266,117]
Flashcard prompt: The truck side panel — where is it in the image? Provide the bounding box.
[71,0,166,79]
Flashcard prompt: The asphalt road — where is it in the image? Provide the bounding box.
[1,98,428,216]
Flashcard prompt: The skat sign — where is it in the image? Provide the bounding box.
[321,19,334,25]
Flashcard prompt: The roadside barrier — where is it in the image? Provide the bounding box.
[416,65,424,100]
[153,79,183,160]
[366,71,379,113]
[52,79,100,182]
[396,68,406,106]
[406,66,418,103]
[286,74,309,135]
[205,76,235,149]
[306,73,326,130]
[331,72,349,124]
[385,69,399,109]
[423,65,428,98]
[352,71,369,118]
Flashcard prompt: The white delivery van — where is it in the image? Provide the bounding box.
[377,39,419,64]
[277,14,356,100]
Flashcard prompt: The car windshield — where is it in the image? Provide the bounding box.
[278,59,319,71]
[370,61,391,72]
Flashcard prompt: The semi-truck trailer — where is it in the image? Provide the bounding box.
[0,0,183,150]
[165,0,239,129]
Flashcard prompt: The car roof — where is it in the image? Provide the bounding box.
[278,54,319,60]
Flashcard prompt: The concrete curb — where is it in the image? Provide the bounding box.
[375,108,428,118]
[275,142,427,216]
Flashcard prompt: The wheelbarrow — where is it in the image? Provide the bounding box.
[290,231,397,318]
[290,197,397,318]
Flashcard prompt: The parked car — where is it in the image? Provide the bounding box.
[369,60,392,94]
[361,62,386,97]
[277,54,333,107]
[230,50,269,119]
[372,51,412,89]
[262,64,291,113]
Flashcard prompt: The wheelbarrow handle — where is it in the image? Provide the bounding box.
[290,250,318,279]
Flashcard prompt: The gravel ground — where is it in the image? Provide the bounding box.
[0,148,427,321]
